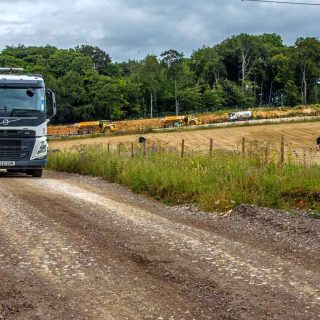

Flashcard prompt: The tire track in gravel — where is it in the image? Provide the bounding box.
[0,172,319,319]
[0,177,227,320]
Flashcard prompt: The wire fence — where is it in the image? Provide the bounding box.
[68,136,320,167]
[236,137,320,166]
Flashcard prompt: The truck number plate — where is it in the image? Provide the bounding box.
[0,161,16,166]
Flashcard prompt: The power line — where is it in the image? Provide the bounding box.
[242,0,320,5]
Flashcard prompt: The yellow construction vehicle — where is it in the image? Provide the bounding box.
[161,115,202,128]
[76,120,117,135]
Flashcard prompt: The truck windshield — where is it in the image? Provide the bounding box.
[0,88,45,117]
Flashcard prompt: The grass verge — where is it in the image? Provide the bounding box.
[48,147,320,217]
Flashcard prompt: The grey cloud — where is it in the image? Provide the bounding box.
[0,0,318,61]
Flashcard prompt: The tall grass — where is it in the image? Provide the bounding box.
[48,146,320,216]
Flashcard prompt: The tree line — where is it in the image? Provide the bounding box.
[0,33,319,124]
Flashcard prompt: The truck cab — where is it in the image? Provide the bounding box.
[0,68,56,177]
[228,112,237,121]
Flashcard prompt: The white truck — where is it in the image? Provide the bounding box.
[228,111,253,122]
[0,68,56,177]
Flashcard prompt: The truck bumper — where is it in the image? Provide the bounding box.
[0,159,47,170]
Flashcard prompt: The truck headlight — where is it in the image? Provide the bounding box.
[37,141,47,155]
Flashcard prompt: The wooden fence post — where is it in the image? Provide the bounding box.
[265,143,269,165]
[280,136,285,167]
[181,139,185,158]
[209,138,213,156]
[143,141,147,157]
[242,137,246,155]
[303,149,307,167]
[107,142,110,153]
[131,142,134,158]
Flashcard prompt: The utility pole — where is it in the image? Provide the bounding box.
[241,0,320,5]
[175,80,179,116]
[150,91,153,118]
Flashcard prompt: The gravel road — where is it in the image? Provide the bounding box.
[0,171,319,320]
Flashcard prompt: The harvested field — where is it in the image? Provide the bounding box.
[49,121,320,156]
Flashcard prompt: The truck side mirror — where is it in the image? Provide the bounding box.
[46,89,57,119]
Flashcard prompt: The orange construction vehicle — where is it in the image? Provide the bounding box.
[75,120,117,135]
[161,115,202,128]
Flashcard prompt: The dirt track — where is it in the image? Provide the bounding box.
[0,171,319,319]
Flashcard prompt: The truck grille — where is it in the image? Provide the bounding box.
[0,139,32,161]
[0,140,21,147]
[0,150,30,160]
[0,130,36,138]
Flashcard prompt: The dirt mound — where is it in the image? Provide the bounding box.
[48,106,320,136]
[232,204,320,238]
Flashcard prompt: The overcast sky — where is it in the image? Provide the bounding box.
[0,0,319,61]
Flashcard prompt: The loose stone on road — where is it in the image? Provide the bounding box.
[0,171,319,319]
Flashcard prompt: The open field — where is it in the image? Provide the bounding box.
[50,120,320,156]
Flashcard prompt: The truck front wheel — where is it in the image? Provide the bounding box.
[27,169,43,177]
[102,126,112,133]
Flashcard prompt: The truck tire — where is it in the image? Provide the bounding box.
[189,120,196,126]
[30,169,43,177]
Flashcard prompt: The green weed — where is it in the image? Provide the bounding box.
[48,146,320,216]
